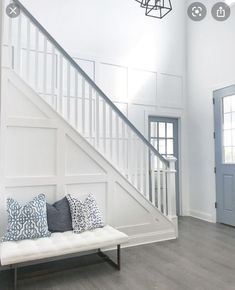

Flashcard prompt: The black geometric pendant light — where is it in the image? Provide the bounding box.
[135,0,172,19]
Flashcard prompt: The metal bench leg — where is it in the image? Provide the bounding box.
[97,245,121,271]
[13,265,17,290]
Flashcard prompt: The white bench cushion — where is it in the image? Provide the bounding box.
[0,225,128,266]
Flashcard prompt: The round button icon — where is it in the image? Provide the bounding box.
[6,3,20,18]
[188,2,207,21]
[212,2,231,21]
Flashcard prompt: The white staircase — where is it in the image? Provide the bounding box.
[0,0,178,244]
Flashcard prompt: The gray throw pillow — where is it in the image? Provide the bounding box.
[46,197,73,233]
[2,194,51,242]
[66,194,104,234]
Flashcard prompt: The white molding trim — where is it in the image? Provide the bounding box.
[117,228,176,248]
[188,209,214,223]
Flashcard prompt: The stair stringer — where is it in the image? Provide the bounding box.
[0,68,177,246]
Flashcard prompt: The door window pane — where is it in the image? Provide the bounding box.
[159,139,166,154]
[223,96,235,163]
[224,147,233,163]
[224,113,231,129]
[224,130,232,146]
[167,123,173,138]
[223,96,232,113]
[152,139,158,149]
[232,97,235,112]
[232,113,235,128]
[151,122,157,138]
[167,139,174,155]
[159,123,165,138]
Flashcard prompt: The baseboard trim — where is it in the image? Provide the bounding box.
[121,228,177,248]
[189,209,214,223]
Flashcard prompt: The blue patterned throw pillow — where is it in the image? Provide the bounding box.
[66,194,104,234]
[2,194,51,242]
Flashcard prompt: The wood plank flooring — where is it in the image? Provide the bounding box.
[1,217,235,290]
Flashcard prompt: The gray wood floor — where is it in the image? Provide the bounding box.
[1,217,235,290]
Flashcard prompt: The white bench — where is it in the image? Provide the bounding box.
[0,225,129,290]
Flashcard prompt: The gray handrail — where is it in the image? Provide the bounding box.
[13,0,168,166]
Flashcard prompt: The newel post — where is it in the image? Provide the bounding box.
[166,156,178,238]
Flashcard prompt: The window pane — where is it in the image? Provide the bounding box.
[224,147,233,163]
[233,148,235,162]
[232,97,235,112]
[232,113,235,128]
[224,113,232,129]
[159,123,165,138]
[167,123,173,138]
[151,122,157,138]
[151,138,157,149]
[223,96,232,113]
[159,139,166,154]
[167,139,174,155]
[224,130,232,146]
[232,130,235,146]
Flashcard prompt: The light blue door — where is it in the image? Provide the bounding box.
[149,116,180,215]
[214,86,235,226]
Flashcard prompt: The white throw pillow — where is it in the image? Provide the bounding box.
[66,194,104,234]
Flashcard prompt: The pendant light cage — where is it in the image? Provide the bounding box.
[135,0,172,19]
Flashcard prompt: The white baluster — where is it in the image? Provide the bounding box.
[116,115,120,167]
[122,120,126,175]
[96,93,100,149]
[16,14,22,74]
[8,16,12,68]
[103,100,106,154]
[43,37,47,100]
[82,78,85,135]
[133,134,138,187]
[59,54,63,114]
[162,163,167,215]
[67,62,71,121]
[140,143,144,194]
[145,147,150,199]
[26,18,30,82]
[51,45,55,107]
[109,107,113,160]
[74,71,78,129]
[157,158,161,211]
[89,85,93,143]
[34,27,39,90]
[127,128,132,181]
[151,153,156,205]
[166,156,178,237]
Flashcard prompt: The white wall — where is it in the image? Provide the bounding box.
[21,0,186,74]
[187,0,235,222]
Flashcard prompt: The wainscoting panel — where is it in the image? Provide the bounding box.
[98,63,128,102]
[128,68,157,106]
[65,135,106,176]
[74,57,95,81]
[6,79,48,119]
[4,185,57,204]
[6,126,57,177]
[158,73,183,108]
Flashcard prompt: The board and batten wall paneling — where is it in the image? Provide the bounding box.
[0,68,176,244]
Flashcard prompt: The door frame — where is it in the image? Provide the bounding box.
[148,115,181,215]
[209,80,235,223]
[213,85,235,225]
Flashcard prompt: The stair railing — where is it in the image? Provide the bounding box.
[2,0,177,220]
